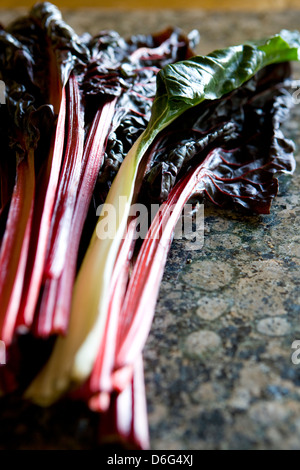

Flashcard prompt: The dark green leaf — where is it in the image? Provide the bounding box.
[142,30,300,146]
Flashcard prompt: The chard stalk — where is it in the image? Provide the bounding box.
[0,149,35,344]
[98,355,150,450]
[35,74,84,337]
[17,1,89,329]
[17,89,66,328]
[52,98,117,335]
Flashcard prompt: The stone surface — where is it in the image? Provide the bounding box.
[0,7,300,450]
[184,330,222,357]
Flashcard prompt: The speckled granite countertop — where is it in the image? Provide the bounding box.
[0,8,300,450]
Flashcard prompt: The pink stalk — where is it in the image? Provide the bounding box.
[0,149,35,344]
[131,355,150,450]
[34,75,84,337]
[112,152,215,392]
[45,74,84,279]
[98,355,150,450]
[16,88,67,329]
[52,98,117,335]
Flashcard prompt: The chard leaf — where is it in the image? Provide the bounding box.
[142,29,300,146]
[144,61,295,205]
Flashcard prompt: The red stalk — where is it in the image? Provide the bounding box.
[112,152,215,392]
[45,75,84,278]
[130,355,150,450]
[0,148,35,345]
[16,88,67,329]
[98,355,150,450]
[52,98,117,335]
[34,75,84,337]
